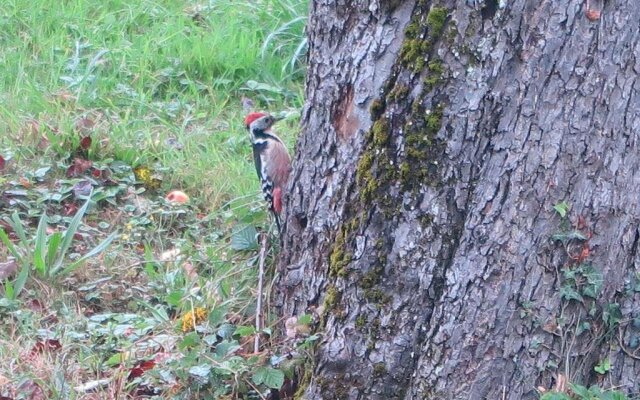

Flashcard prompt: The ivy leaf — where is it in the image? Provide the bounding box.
[594,358,611,374]
[233,325,257,337]
[189,364,212,379]
[560,286,583,302]
[215,340,241,357]
[252,366,284,389]
[217,323,236,339]
[230,225,258,251]
[553,201,570,218]
[551,230,587,242]
[569,384,591,398]
[602,303,622,328]
[208,305,228,327]
[297,314,313,325]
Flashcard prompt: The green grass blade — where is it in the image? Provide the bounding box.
[261,15,306,58]
[60,231,117,276]
[33,213,48,276]
[55,198,90,271]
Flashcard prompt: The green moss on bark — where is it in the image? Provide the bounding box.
[369,98,385,121]
[424,59,445,89]
[329,227,351,277]
[324,285,341,310]
[426,7,448,37]
[373,363,387,377]
[372,118,390,146]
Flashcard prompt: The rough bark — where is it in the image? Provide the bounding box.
[277,0,640,399]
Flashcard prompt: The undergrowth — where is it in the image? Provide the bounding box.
[0,0,312,398]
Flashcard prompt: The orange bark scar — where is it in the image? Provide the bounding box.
[333,84,359,140]
[273,187,283,213]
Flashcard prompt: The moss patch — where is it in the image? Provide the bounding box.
[329,227,351,277]
[399,39,430,72]
[400,6,449,72]
[369,98,385,121]
[425,104,444,135]
[373,363,387,377]
[293,366,314,400]
[365,288,391,305]
[389,84,410,102]
[324,285,341,310]
[355,315,367,329]
[372,118,390,146]
[426,7,448,37]
[361,265,384,289]
[424,59,445,89]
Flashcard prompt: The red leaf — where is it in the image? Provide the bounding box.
[26,299,45,313]
[66,158,93,177]
[128,360,156,380]
[63,202,79,216]
[31,339,62,354]
[80,136,92,150]
[0,155,5,170]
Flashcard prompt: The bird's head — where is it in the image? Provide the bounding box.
[244,112,282,133]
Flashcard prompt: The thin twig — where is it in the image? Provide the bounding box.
[255,233,268,353]
[618,328,640,360]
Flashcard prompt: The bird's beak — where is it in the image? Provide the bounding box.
[274,115,286,122]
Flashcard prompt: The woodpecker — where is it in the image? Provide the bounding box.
[244,112,292,233]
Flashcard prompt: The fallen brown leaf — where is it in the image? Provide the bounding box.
[75,117,96,134]
[182,262,198,281]
[17,380,46,400]
[0,259,18,280]
[51,89,77,103]
[18,176,31,188]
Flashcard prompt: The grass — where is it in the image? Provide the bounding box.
[0,0,310,398]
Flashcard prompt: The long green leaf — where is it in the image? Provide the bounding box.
[60,231,117,276]
[55,198,90,271]
[46,232,62,269]
[4,280,15,301]
[0,228,22,262]
[9,211,27,245]
[13,261,30,298]
[138,300,170,322]
[33,213,48,276]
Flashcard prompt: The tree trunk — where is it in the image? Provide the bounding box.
[277,0,640,398]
